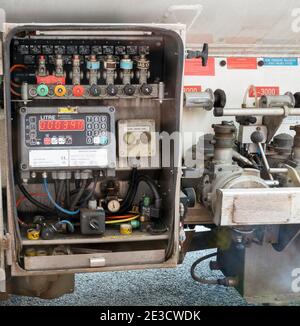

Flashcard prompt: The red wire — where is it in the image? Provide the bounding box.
[16,193,48,208]
[10,64,27,97]
[17,193,48,227]
[106,214,135,219]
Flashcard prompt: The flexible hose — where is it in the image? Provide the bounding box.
[43,178,79,216]
[70,179,87,211]
[191,252,221,285]
[57,220,75,233]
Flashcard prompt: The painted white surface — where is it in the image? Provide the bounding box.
[1,0,300,49]
[182,56,300,149]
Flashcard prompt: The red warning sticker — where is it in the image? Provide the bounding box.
[249,86,280,97]
[183,85,202,93]
[227,57,257,69]
[184,57,215,76]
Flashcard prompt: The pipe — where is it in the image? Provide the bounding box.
[258,143,273,180]
[215,107,300,117]
[233,150,254,167]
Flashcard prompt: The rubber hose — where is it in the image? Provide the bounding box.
[191,252,220,285]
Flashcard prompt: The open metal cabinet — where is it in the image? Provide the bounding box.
[1,23,185,297]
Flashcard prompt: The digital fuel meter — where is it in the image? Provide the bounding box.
[18,106,116,177]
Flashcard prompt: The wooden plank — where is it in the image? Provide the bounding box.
[216,188,300,225]
[184,203,213,224]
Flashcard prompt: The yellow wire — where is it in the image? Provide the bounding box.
[105,215,140,225]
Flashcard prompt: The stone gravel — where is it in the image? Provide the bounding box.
[0,250,249,306]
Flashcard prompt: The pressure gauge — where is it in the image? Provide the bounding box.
[107,199,121,213]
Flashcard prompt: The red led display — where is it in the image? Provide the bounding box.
[39,119,85,131]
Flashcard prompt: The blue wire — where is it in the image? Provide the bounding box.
[58,220,75,233]
[43,178,79,216]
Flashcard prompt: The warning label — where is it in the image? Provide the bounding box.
[184,57,215,76]
[249,86,280,97]
[227,57,257,69]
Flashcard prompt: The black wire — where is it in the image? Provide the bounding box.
[56,180,65,207]
[120,167,137,208]
[18,183,55,213]
[79,177,98,208]
[70,179,87,211]
[118,173,161,214]
[66,179,71,208]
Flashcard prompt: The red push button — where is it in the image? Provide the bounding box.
[72,85,85,97]
[44,137,51,145]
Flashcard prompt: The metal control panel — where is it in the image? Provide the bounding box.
[18,106,116,174]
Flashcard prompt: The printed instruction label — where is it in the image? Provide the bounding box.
[69,149,108,167]
[29,150,69,167]
[29,149,108,167]
[263,57,298,66]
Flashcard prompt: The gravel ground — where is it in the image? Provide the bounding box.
[0,250,249,306]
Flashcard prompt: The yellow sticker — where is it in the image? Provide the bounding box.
[58,107,78,114]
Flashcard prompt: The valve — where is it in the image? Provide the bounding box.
[69,54,83,85]
[103,55,117,85]
[37,55,48,77]
[120,55,135,95]
[86,54,101,86]
[54,54,65,78]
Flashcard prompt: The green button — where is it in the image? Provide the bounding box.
[99,136,108,145]
[37,84,49,97]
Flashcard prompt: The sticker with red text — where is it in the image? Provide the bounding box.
[184,85,202,93]
[184,57,215,76]
[249,86,280,97]
[227,57,257,69]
